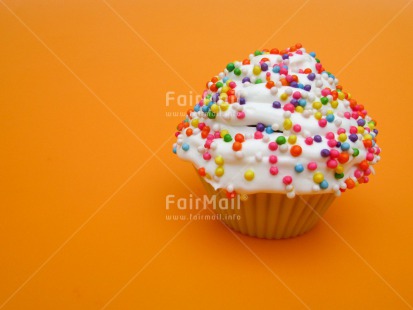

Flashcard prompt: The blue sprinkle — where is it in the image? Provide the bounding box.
[298,99,306,107]
[194,104,200,112]
[173,146,177,154]
[341,142,350,151]
[202,106,209,112]
[272,65,280,73]
[295,163,304,173]
[309,52,316,57]
[182,143,190,151]
[265,126,274,134]
[320,180,329,189]
[326,114,335,122]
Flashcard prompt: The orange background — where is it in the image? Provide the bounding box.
[1,0,413,309]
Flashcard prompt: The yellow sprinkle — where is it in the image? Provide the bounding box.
[357,126,365,134]
[364,134,372,140]
[220,130,229,138]
[219,93,228,100]
[338,92,345,100]
[338,133,347,142]
[288,135,297,144]
[283,118,292,130]
[210,104,219,113]
[221,85,230,93]
[312,101,322,109]
[220,102,229,111]
[280,93,289,101]
[331,100,338,108]
[215,167,224,177]
[335,165,344,174]
[214,155,224,166]
[253,65,261,75]
[191,118,199,128]
[313,172,324,184]
[314,112,322,120]
[295,106,304,113]
[244,169,255,181]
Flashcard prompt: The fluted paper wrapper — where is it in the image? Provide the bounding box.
[199,176,335,239]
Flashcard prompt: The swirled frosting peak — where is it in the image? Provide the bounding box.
[173,44,381,198]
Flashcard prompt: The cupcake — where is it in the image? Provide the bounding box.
[173,44,381,239]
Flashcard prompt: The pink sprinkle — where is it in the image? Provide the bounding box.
[292,91,301,99]
[254,131,263,139]
[198,122,206,130]
[296,50,303,55]
[283,103,295,113]
[203,152,211,160]
[269,166,279,175]
[330,149,339,158]
[236,111,245,119]
[315,63,322,71]
[337,128,346,134]
[293,124,301,132]
[286,75,294,83]
[318,119,327,127]
[280,67,288,75]
[375,148,381,155]
[366,153,374,161]
[351,112,358,119]
[327,159,338,169]
[321,88,331,97]
[283,176,293,185]
[368,147,375,153]
[364,168,371,176]
[269,155,278,164]
[354,170,363,178]
[307,162,317,170]
[204,140,212,149]
[349,126,357,134]
[305,137,313,145]
[175,132,180,137]
[327,139,337,147]
[229,81,237,89]
[363,176,369,183]
[214,132,221,138]
[268,142,278,151]
[344,112,351,119]
[207,134,214,140]
[326,132,335,139]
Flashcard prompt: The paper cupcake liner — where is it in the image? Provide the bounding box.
[198,176,335,239]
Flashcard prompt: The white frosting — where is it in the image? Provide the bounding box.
[174,47,381,197]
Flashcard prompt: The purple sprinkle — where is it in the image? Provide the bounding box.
[304,85,312,91]
[290,81,298,88]
[290,99,298,107]
[349,134,358,142]
[272,101,281,109]
[357,119,366,126]
[307,73,316,81]
[282,54,289,60]
[336,141,341,148]
[256,123,265,132]
[212,93,219,102]
[261,63,268,71]
[321,149,330,157]
[373,129,378,135]
[242,77,250,83]
[314,135,322,143]
[239,97,246,105]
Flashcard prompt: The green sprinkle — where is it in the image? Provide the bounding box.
[276,136,286,145]
[226,63,235,72]
[234,68,242,76]
[334,173,344,179]
[352,148,359,157]
[321,97,329,105]
[224,134,232,142]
